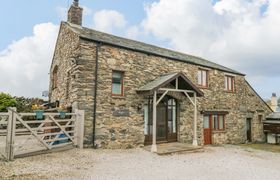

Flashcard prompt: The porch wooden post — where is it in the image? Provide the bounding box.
[192,92,198,146]
[151,90,157,152]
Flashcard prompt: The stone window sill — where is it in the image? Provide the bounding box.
[112,95,126,99]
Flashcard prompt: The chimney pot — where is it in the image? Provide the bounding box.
[73,0,79,6]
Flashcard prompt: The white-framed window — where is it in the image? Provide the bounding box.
[112,71,124,96]
[197,69,208,87]
[225,75,234,92]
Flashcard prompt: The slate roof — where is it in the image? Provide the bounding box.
[137,72,204,97]
[138,73,178,92]
[65,22,244,76]
[264,120,280,124]
[266,112,280,120]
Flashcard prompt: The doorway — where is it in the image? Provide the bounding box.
[246,118,252,142]
[144,96,178,144]
[203,116,212,145]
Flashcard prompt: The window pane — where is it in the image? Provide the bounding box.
[225,76,228,90]
[213,115,218,130]
[112,72,121,83]
[202,70,207,86]
[113,71,121,78]
[197,71,202,85]
[168,99,172,106]
[228,77,232,90]
[144,105,148,135]
[168,107,172,121]
[112,83,122,94]
[112,71,123,95]
[219,115,224,130]
[203,116,210,128]
[172,106,176,133]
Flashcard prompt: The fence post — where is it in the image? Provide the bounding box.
[6,107,16,161]
[75,109,84,149]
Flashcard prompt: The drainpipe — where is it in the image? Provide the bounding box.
[93,42,101,148]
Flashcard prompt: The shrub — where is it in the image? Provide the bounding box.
[0,93,17,112]
[15,96,45,112]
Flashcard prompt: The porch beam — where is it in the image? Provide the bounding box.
[159,88,195,93]
[151,90,157,152]
[183,91,195,106]
[192,92,198,146]
[156,90,169,105]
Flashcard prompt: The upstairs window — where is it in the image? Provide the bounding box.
[225,75,234,92]
[52,66,58,89]
[112,71,124,96]
[197,69,208,87]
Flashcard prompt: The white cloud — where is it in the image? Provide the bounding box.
[93,10,127,33]
[142,0,280,98]
[82,5,93,16]
[56,7,68,21]
[126,25,142,39]
[0,23,59,98]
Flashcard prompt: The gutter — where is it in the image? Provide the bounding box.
[93,43,101,148]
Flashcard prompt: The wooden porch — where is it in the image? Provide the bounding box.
[137,72,204,153]
[143,142,203,155]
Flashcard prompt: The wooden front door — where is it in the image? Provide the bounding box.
[156,102,167,141]
[246,118,252,142]
[203,116,212,145]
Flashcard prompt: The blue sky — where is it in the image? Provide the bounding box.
[0,0,280,101]
[0,0,155,50]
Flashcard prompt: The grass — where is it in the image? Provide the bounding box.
[239,143,280,153]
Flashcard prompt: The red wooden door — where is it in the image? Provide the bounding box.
[203,116,212,145]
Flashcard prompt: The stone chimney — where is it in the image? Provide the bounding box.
[271,93,278,112]
[67,0,83,26]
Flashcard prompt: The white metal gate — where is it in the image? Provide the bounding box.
[0,108,84,161]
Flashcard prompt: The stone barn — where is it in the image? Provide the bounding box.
[49,1,272,150]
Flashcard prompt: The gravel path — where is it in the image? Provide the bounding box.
[1,145,280,180]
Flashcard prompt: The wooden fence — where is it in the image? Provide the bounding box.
[0,108,84,161]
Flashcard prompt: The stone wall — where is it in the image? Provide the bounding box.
[50,24,272,148]
[90,43,271,148]
[49,22,80,107]
[49,23,95,145]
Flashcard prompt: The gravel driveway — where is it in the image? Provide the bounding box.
[1,145,280,180]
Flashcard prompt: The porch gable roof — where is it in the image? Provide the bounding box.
[137,72,203,97]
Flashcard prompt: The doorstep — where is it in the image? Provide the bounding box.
[143,142,203,155]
